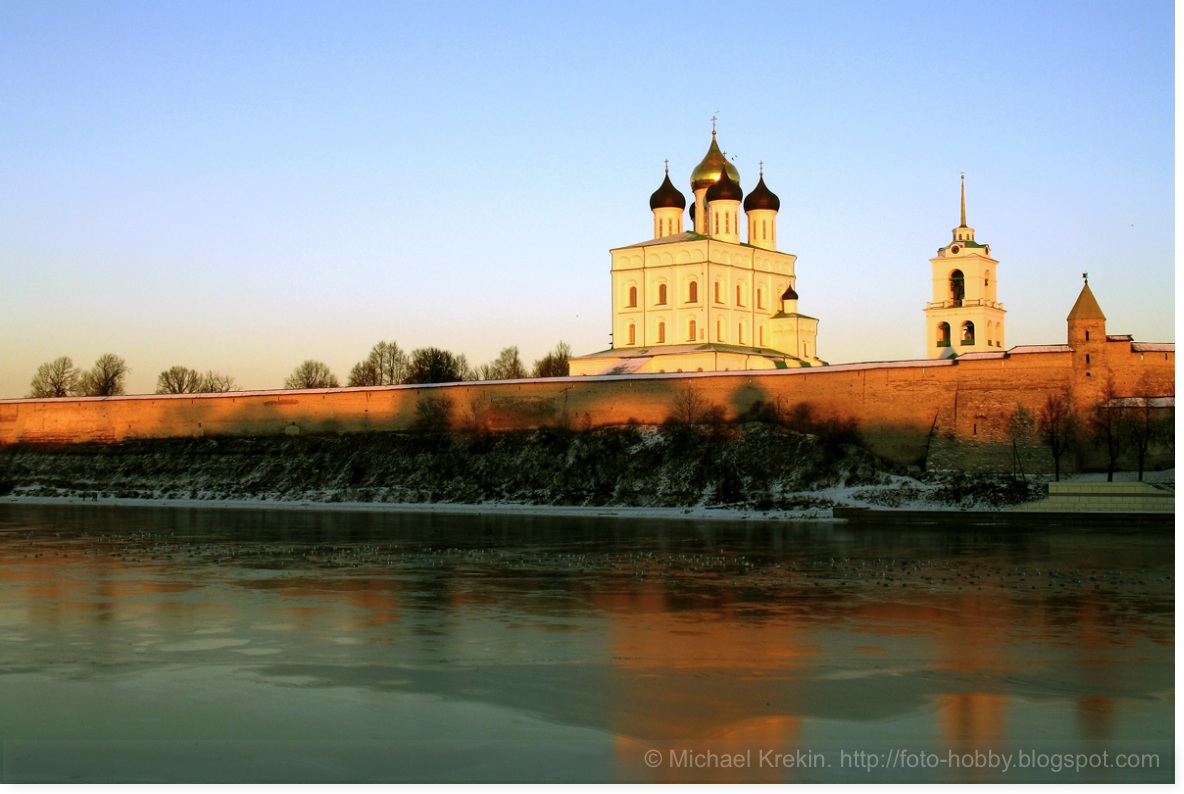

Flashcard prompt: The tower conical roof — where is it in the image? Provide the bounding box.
[690,132,741,191]
[743,173,780,211]
[649,169,686,210]
[1067,282,1106,322]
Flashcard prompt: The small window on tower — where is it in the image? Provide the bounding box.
[688,281,698,303]
[937,322,951,347]
[657,283,667,305]
[627,286,637,308]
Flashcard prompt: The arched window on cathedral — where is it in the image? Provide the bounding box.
[627,286,637,308]
[688,318,697,341]
[737,323,744,345]
[688,280,698,303]
[627,323,636,346]
[716,319,723,342]
[759,326,765,347]
[949,270,965,307]
[937,322,951,348]
[757,288,764,310]
[657,283,667,305]
[961,321,975,345]
[736,284,744,307]
[714,281,722,303]
[657,321,665,343]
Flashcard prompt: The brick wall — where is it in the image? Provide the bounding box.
[0,340,1171,473]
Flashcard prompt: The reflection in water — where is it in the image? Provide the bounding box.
[0,503,1173,782]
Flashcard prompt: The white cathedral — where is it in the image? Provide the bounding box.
[569,128,823,376]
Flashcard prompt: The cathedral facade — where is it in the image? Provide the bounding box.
[569,129,823,376]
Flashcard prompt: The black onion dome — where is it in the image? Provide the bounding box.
[649,171,686,210]
[781,284,798,301]
[705,163,743,202]
[743,174,780,212]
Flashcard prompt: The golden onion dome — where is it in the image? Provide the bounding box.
[689,132,741,191]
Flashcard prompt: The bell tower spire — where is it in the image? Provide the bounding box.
[960,172,967,227]
[953,172,975,242]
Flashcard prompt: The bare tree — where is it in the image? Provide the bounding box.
[406,348,466,384]
[1037,392,1076,481]
[1088,382,1129,482]
[284,360,339,390]
[28,356,80,398]
[200,371,238,393]
[348,341,409,387]
[479,346,527,380]
[1113,379,1172,483]
[156,366,204,394]
[412,393,453,433]
[532,341,572,378]
[1007,404,1037,481]
[156,367,238,394]
[455,353,477,382]
[669,382,707,425]
[78,353,129,397]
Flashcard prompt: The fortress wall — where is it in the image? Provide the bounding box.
[0,343,1172,472]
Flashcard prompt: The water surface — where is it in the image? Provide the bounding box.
[0,503,1172,782]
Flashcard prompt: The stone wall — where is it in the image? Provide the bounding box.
[0,339,1172,474]
[1016,481,1174,513]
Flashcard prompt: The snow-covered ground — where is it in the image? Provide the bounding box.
[0,426,1171,520]
[4,469,1170,522]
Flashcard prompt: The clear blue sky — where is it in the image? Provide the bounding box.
[1,0,1174,397]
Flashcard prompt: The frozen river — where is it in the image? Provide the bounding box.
[0,502,1172,782]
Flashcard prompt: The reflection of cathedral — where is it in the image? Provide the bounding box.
[570,127,823,376]
[924,176,1006,358]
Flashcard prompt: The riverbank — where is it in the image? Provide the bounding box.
[1,426,1170,520]
[2,469,1172,524]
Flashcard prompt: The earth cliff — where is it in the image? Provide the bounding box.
[0,423,1044,512]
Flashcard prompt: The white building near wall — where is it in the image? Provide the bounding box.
[570,128,823,375]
